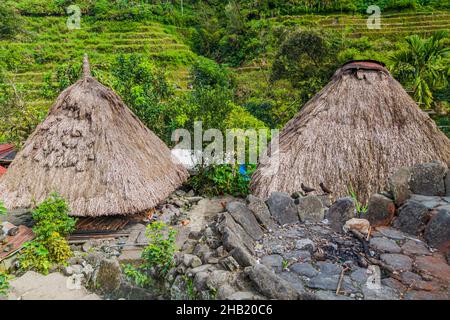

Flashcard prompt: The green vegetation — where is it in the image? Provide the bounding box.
[141,221,177,276]
[348,185,369,216]
[19,194,76,274]
[0,201,7,215]
[0,271,11,296]
[189,164,255,197]
[123,264,152,287]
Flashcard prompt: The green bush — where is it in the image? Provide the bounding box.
[189,164,256,197]
[0,2,22,39]
[19,194,76,274]
[141,221,177,276]
[0,271,11,296]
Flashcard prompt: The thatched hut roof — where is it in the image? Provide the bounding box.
[0,55,189,216]
[251,60,450,202]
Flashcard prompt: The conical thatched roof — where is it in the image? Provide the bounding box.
[0,55,189,216]
[251,60,450,202]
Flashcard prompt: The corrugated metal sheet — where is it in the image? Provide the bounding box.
[342,60,388,74]
[0,224,35,262]
[0,144,16,166]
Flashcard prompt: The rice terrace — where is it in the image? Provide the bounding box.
[0,0,449,307]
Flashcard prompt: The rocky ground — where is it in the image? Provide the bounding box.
[2,161,450,300]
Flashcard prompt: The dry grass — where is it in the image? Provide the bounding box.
[0,56,188,216]
[251,61,450,202]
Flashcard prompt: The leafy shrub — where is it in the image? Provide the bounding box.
[123,264,152,287]
[19,194,76,274]
[189,164,256,197]
[0,2,22,39]
[0,200,6,215]
[141,221,177,276]
[0,271,11,296]
[31,193,77,239]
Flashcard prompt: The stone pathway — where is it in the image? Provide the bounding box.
[7,271,101,300]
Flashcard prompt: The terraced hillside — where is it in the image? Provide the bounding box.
[0,16,197,112]
[273,11,450,38]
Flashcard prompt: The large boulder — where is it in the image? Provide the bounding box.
[245,264,299,300]
[226,201,264,240]
[409,162,447,196]
[424,209,450,252]
[394,200,429,236]
[246,195,278,231]
[296,196,325,223]
[389,166,412,206]
[94,258,122,294]
[217,213,255,254]
[266,192,299,225]
[327,197,356,232]
[367,194,396,227]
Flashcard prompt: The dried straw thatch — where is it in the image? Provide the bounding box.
[0,55,188,216]
[251,60,450,202]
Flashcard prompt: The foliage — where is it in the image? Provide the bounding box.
[189,164,255,197]
[141,221,177,276]
[0,271,12,296]
[191,57,233,89]
[0,71,44,147]
[348,184,369,216]
[390,31,450,110]
[182,275,198,300]
[19,194,76,274]
[0,200,7,215]
[31,193,77,239]
[123,264,152,287]
[0,2,22,39]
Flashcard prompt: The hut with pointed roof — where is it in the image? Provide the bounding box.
[251,60,450,202]
[0,55,189,216]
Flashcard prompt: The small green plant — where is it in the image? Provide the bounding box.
[348,184,369,216]
[19,194,76,274]
[141,221,177,276]
[0,200,7,215]
[123,264,152,287]
[0,271,11,296]
[182,275,198,300]
[282,259,289,270]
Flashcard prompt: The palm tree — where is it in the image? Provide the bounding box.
[390,31,449,110]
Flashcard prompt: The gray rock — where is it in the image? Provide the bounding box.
[295,239,316,253]
[245,264,299,300]
[445,169,450,196]
[226,201,264,241]
[316,195,332,208]
[297,196,325,223]
[279,271,307,295]
[367,194,396,227]
[206,270,233,290]
[183,254,203,268]
[193,272,209,291]
[306,274,356,292]
[261,254,283,273]
[290,263,319,278]
[424,209,450,251]
[409,162,447,196]
[217,284,236,300]
[350,268,368,284]
[401,240,430,256]
[171,275,190,300]
[369,237,401,253]
[394,200,429,236]
[316,262,342,275]
[219,256,240,272]
[282,250,311,262]
[95,258,122,293]
[377,227,406,240]
[400,271,422,285]
[362,285,399,300]
[380,254,412,272]
[217,213,255,254]
[226,291,265,300]
[246,195,278,231]
[389,166,412,206]
[231,247,256,267]
[266,192,299,225]
[327,197,356,232]
[315,290,354,300]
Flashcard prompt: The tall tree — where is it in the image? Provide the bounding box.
[390,31,449,110]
